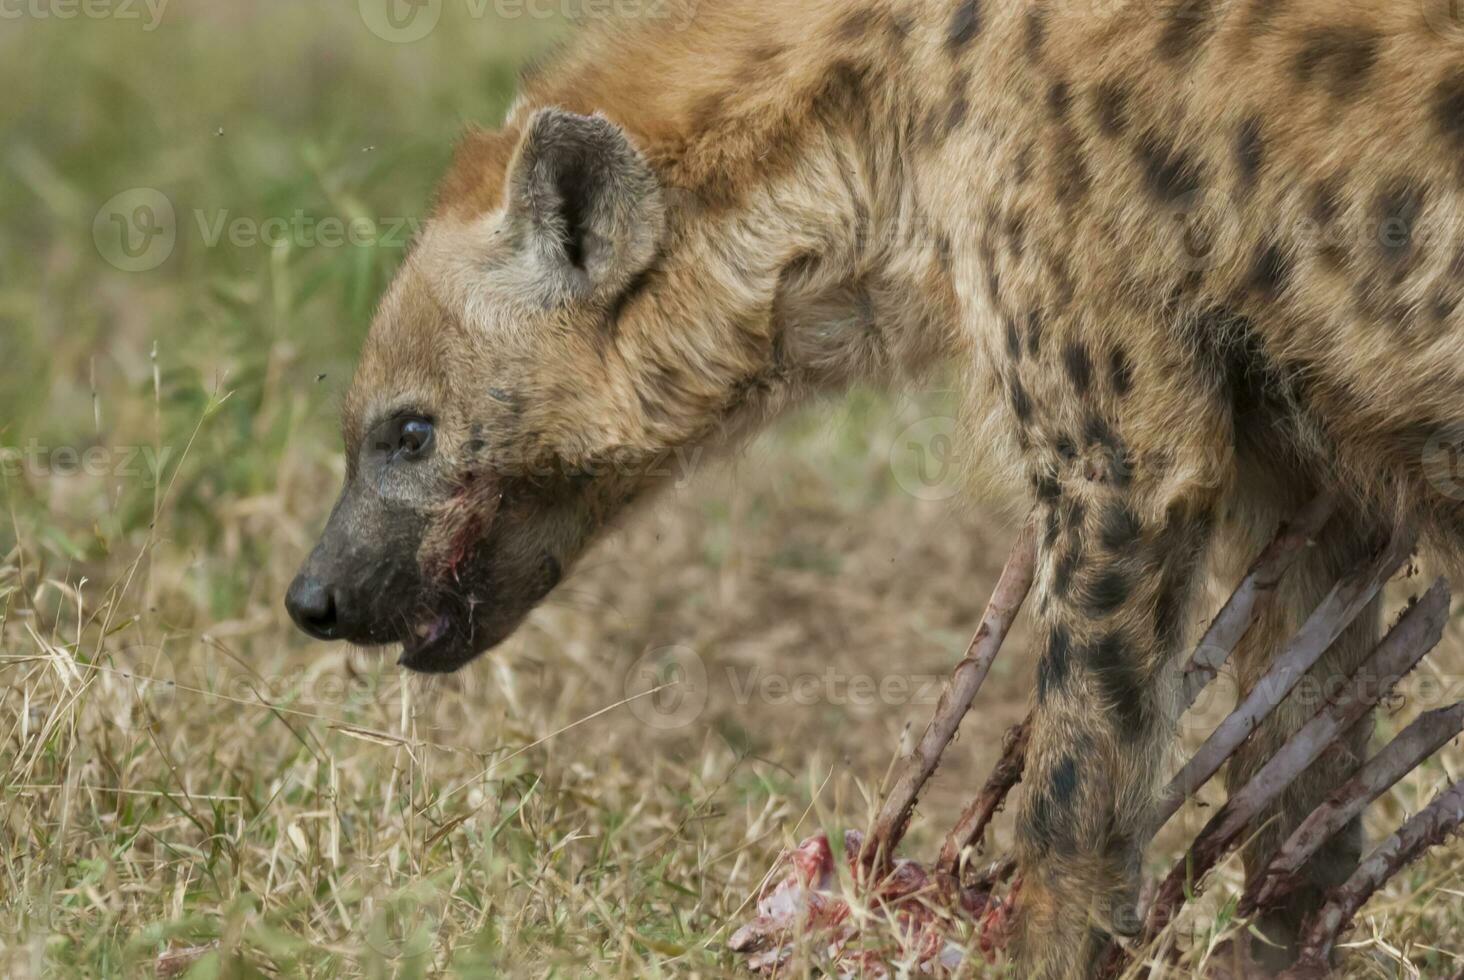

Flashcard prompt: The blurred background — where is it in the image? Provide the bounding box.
[0,2,1458,977]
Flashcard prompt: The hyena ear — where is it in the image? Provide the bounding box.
[505,108,665,300]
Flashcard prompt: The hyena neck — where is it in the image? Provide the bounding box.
[498,2,962,431]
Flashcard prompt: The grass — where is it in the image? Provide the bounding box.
[0,3,1460,977]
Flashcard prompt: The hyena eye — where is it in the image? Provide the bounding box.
[399,418,435,458]
[370,416,436,462]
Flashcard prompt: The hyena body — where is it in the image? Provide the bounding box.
[287,1,1464,975]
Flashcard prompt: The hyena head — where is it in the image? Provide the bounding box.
[286,107,796,672]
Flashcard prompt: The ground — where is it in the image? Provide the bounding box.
[0,2,1460,977]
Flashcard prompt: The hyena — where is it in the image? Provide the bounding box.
[286,0,1464,974]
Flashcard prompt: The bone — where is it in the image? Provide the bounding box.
[1179,493,1338,710]
[862,520,1037,870]
[1158,528,1416,826]
[1279,775,1464,979]
[1143,578,1449,939]
[936,715,1032,875]
[1242,698,1464,914]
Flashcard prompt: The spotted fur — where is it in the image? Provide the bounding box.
[334,1,1464,974]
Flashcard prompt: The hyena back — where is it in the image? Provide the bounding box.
[286,1,1464,975]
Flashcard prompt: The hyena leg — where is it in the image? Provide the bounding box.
[1012,473,1222,979]
[1219,500,1384,972]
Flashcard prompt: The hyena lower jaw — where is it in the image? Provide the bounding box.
[296,0,1464,974]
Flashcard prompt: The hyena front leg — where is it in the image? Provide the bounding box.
[1011,457,1223,978]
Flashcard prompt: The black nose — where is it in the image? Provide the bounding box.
[285,575,340,640]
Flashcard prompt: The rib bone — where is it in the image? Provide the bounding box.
[1243,698,1464,913]
[862,521,1037,869]
[1159,528,1416,826]
[1144,578,1450,938]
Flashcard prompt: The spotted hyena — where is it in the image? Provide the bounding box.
[286,0,1464,974]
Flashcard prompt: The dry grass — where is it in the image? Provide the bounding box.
[0,3,1460,977]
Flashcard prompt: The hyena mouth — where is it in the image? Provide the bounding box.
[397,611,457,671]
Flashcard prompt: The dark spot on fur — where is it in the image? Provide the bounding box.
[1050,755,1080,806]
[1108,346,1134,396]
[1006,318,1023,360]
[1063,342,1093,394]
[1292,28,1379,102]
[1037,626,1072,703]
[1310,178,1343,225]
[1098,504,1142,550]
[1136,133,1204,202]
[1375,181,1426,261]
[1024,6,1046,59]
[1005,210,1028,257]
[1026,311,1044,357]
[888,13,914,46]
[1044,507,1062,550]
[1234,116,1264,190]
[1025,783,1072,854]
[1048,81,1071,119]
[1248,244,1291,296]
[1156,0,1214,63]
[1088,632,1152,739]
[1154,583,1185,645]
[1083,566,1131,615]
[1012,142,1035,183]
[1433,71,1464,153]
[1083,413,1118,450]
[1062,497,1087,533]
[946,0,981,52]
[1055,434,1078,462]
[1011,376,1034,423]
[813,58,876,117]
[945,93,971,135]
[1035,473,1062,502]
[1093,82,1130,137]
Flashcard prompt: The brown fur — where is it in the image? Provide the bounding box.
[319,1,1464,974]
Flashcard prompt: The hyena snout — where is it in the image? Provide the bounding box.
[285,480,432,651]
[283,571,341,641]
[284,533,422,648]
